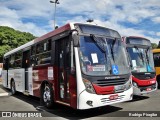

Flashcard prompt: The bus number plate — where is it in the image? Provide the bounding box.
[146,88,151,91]
[109,94,118,100]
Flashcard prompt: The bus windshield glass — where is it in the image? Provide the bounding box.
[127,47,155,72]
[79,36,130,76]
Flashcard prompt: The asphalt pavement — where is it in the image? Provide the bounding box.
[0,82,160,120]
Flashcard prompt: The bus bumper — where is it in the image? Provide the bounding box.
[77,87,133,110]
[133,82,157,95]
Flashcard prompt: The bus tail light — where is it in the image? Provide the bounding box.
[83,79,95,94]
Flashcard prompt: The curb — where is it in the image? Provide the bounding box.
[0,92,11,97]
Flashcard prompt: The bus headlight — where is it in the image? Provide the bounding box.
[83,79,95,94]
[125,76,132,90]
[133,82,138,87]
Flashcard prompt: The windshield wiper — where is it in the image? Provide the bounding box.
[126,48,133,68]
[134,46,145,63]
[90,34,106,53]
[109,38,117,62]
[145,47,150,64]
[90,34,112,74]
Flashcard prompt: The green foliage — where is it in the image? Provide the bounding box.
[151,43,158,49]
[0,26,36,62]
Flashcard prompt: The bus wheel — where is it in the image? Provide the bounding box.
[11,80,16,95]
[42,83,54,108]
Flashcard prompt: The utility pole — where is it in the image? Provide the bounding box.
[50,0,60,29]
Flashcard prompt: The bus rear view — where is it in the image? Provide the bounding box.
[123,36,157,95]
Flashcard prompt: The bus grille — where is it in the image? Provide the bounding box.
[93,78,128,87]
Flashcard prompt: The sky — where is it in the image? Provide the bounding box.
[0,0,160,44]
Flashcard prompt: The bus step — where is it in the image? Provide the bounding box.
[23,91,30,96]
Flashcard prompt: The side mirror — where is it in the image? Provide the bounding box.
[72,31,79,47]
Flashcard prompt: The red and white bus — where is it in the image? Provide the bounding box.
[122,36,157,95]
[2,23,133,109]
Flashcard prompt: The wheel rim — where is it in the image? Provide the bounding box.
[43,85,51,103]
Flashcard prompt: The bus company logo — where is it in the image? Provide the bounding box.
[2,112,11,117]
[1,112,42,117]
[145,76,151,79]
[105,76,120,79]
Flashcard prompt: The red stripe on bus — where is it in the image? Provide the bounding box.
[34,23,71,43]
[132,76,156,86]
[93,84,114,95]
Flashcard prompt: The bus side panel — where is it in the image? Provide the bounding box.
[2,70,8,88]
[33,65,54,98]
[8,69,25,92]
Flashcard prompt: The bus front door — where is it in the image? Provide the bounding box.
[22,50,30,93]
[56,37,71,103]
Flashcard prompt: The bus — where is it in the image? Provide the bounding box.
[153,48,160,88]
[122,36,157,95]
[2,23,133,110]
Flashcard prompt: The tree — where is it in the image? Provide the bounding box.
[151,43,158,49]
[0,26,36,62]
[157,41,160,48]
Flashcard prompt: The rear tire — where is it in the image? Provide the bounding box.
[11,80,16,95]
[41,83,54,108]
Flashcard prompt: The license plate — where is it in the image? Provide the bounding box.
[109,94,118,100]
[146,88,151,91]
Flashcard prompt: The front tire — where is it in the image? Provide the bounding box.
[42,83,54,108]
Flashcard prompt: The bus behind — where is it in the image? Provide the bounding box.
[123,36,157,95]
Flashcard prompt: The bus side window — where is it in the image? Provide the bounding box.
[31,46,36,55]
[35,40,51,65]
[154,53,160,67]
[65,39,71,68]
[31,46,36,66]
[15,51,22,68]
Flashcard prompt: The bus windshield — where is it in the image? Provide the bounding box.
[79,36,130,76]
[127,47,155,73]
